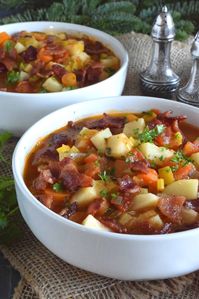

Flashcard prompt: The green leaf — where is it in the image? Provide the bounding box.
[96,1,136,15]
[7,70,20,85]
[0,213,8,230]
[0,177,14,191]
[0,131,12,147]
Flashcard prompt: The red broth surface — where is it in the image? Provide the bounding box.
[24,110,199,234]
[0,31,120,93]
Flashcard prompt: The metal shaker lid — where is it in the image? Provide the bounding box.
[191,32,199,58]
[151,6,175,41]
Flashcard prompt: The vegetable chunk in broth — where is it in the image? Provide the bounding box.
[0,30,120,93]
[24,110,199,234]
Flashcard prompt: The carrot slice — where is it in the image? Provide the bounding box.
[84,153,98,164]
[37,48,53,63]
[183,141,199,156]
[0,32,10,45]
[44,188,68,202]
[61,72,77,87]
[136,168,158,186]
[174,163,194,180]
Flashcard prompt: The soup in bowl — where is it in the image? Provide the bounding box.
[12,96,199,280]
[0,22,128,135]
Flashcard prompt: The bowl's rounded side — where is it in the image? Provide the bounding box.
[0,22,128,135]
[12,96,199,280]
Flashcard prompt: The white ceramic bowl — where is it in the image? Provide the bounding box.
[12,96,199,280]
[0,21,128,136]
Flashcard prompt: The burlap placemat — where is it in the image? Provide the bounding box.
[0,32,197,299]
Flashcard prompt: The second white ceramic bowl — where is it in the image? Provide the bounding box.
[0,21,128,136]
[12,96,199,280]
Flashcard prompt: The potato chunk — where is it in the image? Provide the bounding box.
[139,143,174,165]
[70,180,116,207]
[191,152,199,168]
[106,133,133,158]
[91,128,112,153]
[82,215,110,231]
[70,185,97,206]
[148,214,164,229]
[130,193,159,211]
[42,76,63,92]
[123,118,145,137]
[163,179,198,200]
[181,207,198,225]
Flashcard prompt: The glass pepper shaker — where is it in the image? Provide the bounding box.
[140,6,180,99]
[177,32,199,107]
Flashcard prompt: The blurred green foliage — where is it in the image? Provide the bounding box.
[0,0,198,40]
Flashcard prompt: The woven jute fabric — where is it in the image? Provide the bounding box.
[0,32,197,299]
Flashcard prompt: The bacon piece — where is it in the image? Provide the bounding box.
[159,223,173,234]
[0,48,6,60]
[100,218,127,233]
[157,111,187,125]
[1,58,16,71]
[59,158,82,192]
[37,69,54,78]
[118,175,140,194]
[158,195,186,223]
[51,124,82,148]
[74,68,87,86]
[87,198,109,216]
[15,81,34,93]
[52,64,66,79]
[21,46,37,62]
[33,168,55,190]
[0,63,7,73]
[37,194,53,209]
[85,65,102,85]
[59,157,92,192]
[30,61,45,76]
[60,202,78,219]
[84,40,110,55]
[8,47,17,60]
[184,198,199,212]
[130,161,149,173]
[148,111,186,130]
[85,113,125,131]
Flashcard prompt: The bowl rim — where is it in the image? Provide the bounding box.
[0,21,128,97]
[12,95,199,241]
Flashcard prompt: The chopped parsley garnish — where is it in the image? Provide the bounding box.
[99,170,110,182]
[109,167,115,176]
[171,150,193,166]
[111,192,118,199]
[53,183,63,192]
[7,70,20,85]
[4,40,13,52]
[170,165,179,172]
[111,194,123,205]
[94,159,100,167]
[63,86,77,91]
[105,67,115,77]
[150,161,157,168]
[138,125,165,143]
[100,189,108,198]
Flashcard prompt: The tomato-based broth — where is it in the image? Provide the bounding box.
[0,31,120,93]
[24,110,199,234]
